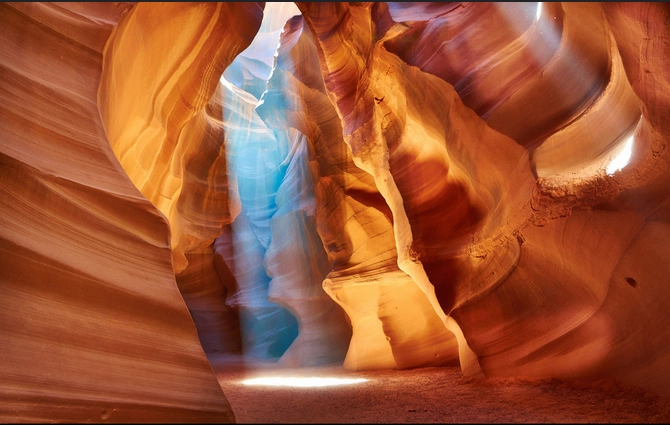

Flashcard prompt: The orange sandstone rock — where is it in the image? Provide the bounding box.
[0,2,244,422]
[3,3,670,423]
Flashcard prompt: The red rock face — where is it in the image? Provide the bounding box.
[1,2,670,421]
[0,2,262,422]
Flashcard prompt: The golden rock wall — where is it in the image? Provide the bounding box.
[0,2,245,422]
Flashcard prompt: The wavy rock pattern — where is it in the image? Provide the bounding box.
[296,1,535,375]
[177,247,241,354]
[2,2,670,422]
[382,2,670,397]
[99,2,264,274]
[257,13,461,370]
[295,1,670,395]
[0,2,240,422]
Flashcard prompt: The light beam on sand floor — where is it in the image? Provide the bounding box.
[242,377,368,387]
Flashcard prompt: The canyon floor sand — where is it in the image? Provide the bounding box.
[211,354,670,423]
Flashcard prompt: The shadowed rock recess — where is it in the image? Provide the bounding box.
[1,1,669,422]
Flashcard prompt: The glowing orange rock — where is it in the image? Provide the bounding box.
[0,2,253,422]
[99,2,264,274]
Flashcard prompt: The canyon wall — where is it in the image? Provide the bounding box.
[0,2,263,422]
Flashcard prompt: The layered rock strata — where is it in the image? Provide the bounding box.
[0,2,250,422]
[294,1,670,397]
[257,11,461,370]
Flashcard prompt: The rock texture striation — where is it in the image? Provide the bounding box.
[2,2,670,422]
[0,2,263,422]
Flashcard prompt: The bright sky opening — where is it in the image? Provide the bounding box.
[606,135,634,176]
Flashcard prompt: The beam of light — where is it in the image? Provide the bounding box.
[220,75,235,92]
[219,2,340,362]
[474,2,563,120]
[606,134,634,176]
[242,377,368,387]
[218,2,304,359]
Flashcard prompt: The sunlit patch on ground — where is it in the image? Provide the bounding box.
[242,377,368,387]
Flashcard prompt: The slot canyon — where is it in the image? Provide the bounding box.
[1,1,670,423]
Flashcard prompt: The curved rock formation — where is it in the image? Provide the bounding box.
[98,2,264,274]
[2,2,670,422]
[0,2,244,422]
[177,246,241,355]
[257,12,459,369]
[294,1,670,396]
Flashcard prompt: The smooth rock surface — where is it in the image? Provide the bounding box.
[1,2,247,422]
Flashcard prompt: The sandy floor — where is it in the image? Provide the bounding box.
[211,354,670,424]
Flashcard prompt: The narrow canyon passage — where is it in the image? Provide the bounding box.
[211,354,670,424]
[3,2,670,422]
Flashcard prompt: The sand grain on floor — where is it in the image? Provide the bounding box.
[211,354,670,423]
